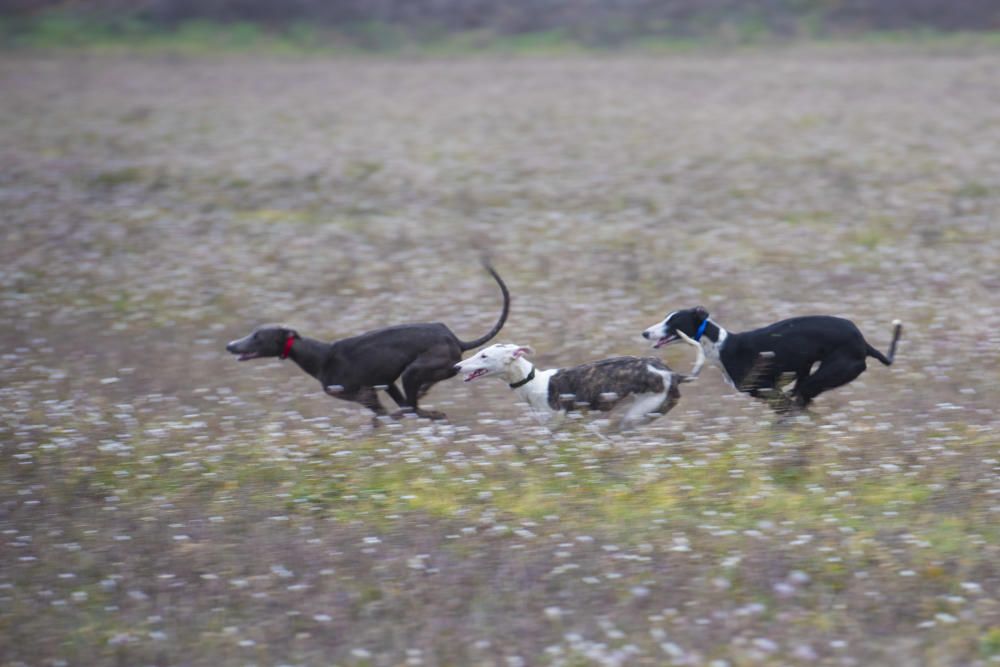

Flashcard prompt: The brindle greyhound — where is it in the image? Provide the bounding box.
[454,331,704,431]
[226,263,509,425]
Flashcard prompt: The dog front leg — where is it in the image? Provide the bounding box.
[353,386,389,427]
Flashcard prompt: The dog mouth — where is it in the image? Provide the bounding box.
[235,351,260,361]
[464,368,489,382]
[653,333,679,349]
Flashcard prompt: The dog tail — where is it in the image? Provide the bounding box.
[674,330,705,382]
[458,261,511,351]
[866,319,902,366]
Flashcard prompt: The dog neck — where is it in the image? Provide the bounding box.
[504,357,552,412]
[504,356,537,387]
[698,320,735,386]
[284,335,330,380]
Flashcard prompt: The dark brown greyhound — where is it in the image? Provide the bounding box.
[226,263,509,425]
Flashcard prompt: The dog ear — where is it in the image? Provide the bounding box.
[283,327,300,339]
[694,306,709,321]
[512,346,534,359]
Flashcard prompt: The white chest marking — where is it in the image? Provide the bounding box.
[702,325,736,388]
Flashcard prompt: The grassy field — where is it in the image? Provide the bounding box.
[1,44,999,666]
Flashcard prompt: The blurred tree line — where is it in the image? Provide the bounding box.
[1,0,997,45]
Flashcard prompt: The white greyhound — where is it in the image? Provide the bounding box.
[454,331,704,431]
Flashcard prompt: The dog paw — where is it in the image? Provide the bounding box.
[417,409,447,420]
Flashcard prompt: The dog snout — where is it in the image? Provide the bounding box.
[642,331,651,340]
[453,364,462,373]
[226,341,236,353]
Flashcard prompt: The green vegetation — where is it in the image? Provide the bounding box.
[4,12,1000,55]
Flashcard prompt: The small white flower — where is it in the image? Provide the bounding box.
[788,570,811,584]
[660,642,684,658]
[960,582,982,594]
[773,582,796,597]
[270,565,294,578]
[753,638,778,652]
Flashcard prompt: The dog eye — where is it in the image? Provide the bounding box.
[480,354,487,358]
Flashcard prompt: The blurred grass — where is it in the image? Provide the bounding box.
[28,418,998,552]
[4,12,1000,56]
[2,46,998,666]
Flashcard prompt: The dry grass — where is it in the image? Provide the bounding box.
[1,45,999,666]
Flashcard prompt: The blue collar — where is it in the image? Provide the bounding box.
[693,319,709,342]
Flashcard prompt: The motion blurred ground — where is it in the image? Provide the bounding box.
[1,45,999,666]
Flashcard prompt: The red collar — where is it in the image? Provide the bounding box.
[279,335,296,359]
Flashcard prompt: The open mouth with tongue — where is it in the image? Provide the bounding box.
[653,333,679,349]
[464,368,489,382]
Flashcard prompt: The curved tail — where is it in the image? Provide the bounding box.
[866,319,903,366]
[674,330,705,382]
[458,262,511,351]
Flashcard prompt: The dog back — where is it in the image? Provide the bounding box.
[547,357,670,411]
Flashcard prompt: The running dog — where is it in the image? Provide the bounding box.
[454,332,704,431]
[226,264,509,424]
[642,306,901,411]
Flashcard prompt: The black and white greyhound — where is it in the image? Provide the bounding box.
[226,263,509,424]
[642,306,901,411]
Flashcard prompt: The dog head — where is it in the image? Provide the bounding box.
[226,325,299,361]
[454,343,534,382]
[642,306,709,348]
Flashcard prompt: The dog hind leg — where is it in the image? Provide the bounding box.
[793,352,866,407]
[384,383,407,409]
[399,348,459,420]
[618,392,669,431]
